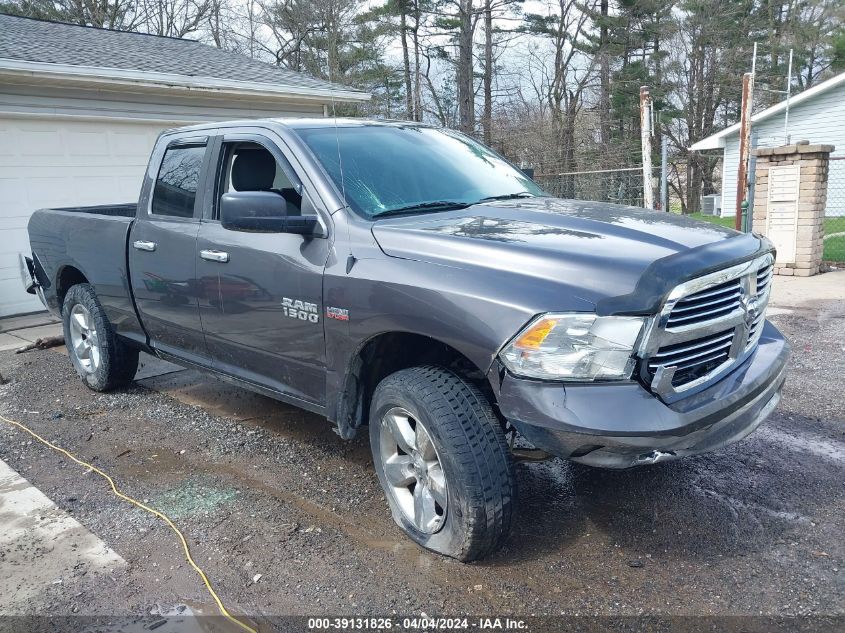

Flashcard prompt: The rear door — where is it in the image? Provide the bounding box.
[195,130,330,405]
[129,134,213,364]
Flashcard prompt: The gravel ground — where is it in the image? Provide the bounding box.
[0,302,843,630]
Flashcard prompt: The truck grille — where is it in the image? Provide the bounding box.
[664,279,742,328]
[641,253,774,400]
[647,329,734,387]
[747,262,773,347]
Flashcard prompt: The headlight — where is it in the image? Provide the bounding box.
[499,313,645,381]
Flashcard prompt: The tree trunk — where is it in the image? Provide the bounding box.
[686,153,703,214]
[208,0,222,47]
[457,0,475,134]
[560,97,578,199]
[482,0,493,144]
[412,1,423,121]
[599,0,611,156]
[400,4,414,120]
[326,3,340,82]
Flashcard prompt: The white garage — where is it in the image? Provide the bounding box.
[0,14,369,317]
[0,119,162,315]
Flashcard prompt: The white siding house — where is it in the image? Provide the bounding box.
[0,15,370,317]
[691,71,845,218]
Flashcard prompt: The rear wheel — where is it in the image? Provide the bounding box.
[369,366,516,561]
[62,283,139,391]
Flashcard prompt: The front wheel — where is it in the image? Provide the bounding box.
[62,283,139,391]
[369,366,516,561]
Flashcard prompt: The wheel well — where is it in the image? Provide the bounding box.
[56,266,88,313]
[335,332,495,439]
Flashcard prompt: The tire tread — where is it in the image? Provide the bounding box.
[62,283,139,391]
[374,365,515,561]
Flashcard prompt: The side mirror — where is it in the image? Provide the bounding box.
[220,191,323,236]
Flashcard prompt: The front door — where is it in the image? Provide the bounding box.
[196,133,330,405]
[129,136,212,364]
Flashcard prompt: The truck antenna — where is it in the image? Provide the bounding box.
[330,83,356,274]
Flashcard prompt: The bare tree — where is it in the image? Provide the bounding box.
[524,0,597,191]
[663,1,754,213]
[412,0,424,120]
[259,0,321,69]
[136,0,211,37]
[399,0,415,118]
[2,0,143,28]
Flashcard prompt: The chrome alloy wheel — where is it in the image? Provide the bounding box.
[379,407,448,534]
[68,304,100,373]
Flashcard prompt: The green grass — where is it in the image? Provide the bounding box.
[823,218,845,262]
[683,212,738,228]
[675,212,845,262]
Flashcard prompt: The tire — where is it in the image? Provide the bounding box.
[62,283,139,391]
[369,366,516,561]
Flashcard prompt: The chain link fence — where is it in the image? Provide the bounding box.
[824,157,845,263]
[524,153,844,263]
[533,167,655,208]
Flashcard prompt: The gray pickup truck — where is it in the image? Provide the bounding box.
[22,118,790,561]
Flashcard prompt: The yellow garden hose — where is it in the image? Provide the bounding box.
[0,411,258,633]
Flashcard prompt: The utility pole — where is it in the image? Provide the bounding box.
[751,42,757,77]
[660,135,668,212]
[640,86,654,209]
[783,48,793,144]
[735,72,754,231]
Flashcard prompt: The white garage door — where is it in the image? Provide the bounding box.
[0,118,169,316]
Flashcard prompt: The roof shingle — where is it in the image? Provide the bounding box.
[0,13,365,96]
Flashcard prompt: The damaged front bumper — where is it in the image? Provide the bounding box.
[498,320,790,469]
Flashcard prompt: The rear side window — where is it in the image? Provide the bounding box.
[151,145,206,218]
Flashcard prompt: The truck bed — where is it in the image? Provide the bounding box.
[48,203,137,217]
[27,205,143,342]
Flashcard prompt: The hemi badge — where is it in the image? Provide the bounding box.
[326,307,349,321]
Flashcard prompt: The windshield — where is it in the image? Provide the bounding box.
[295,125,546,219]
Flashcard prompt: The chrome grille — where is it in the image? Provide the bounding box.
[665,279,742,328]
[746,262,773,348]
[641,253,774,400]
[756,262,774,294]
[647,329,734,386]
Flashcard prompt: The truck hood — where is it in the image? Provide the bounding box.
[371,198,748,310]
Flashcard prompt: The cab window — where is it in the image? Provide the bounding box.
[215,142,308,220]
[151,144,205,218]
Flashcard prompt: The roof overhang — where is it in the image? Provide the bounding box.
[0,58,371,104]
[689,70,845,152]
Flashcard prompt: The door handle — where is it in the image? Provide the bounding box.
[132,240,156,252]
[200,250,229,263]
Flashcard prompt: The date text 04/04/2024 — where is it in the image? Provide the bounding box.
[306,617,529,630]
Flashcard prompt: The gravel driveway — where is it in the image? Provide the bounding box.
[0,292,843,631]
